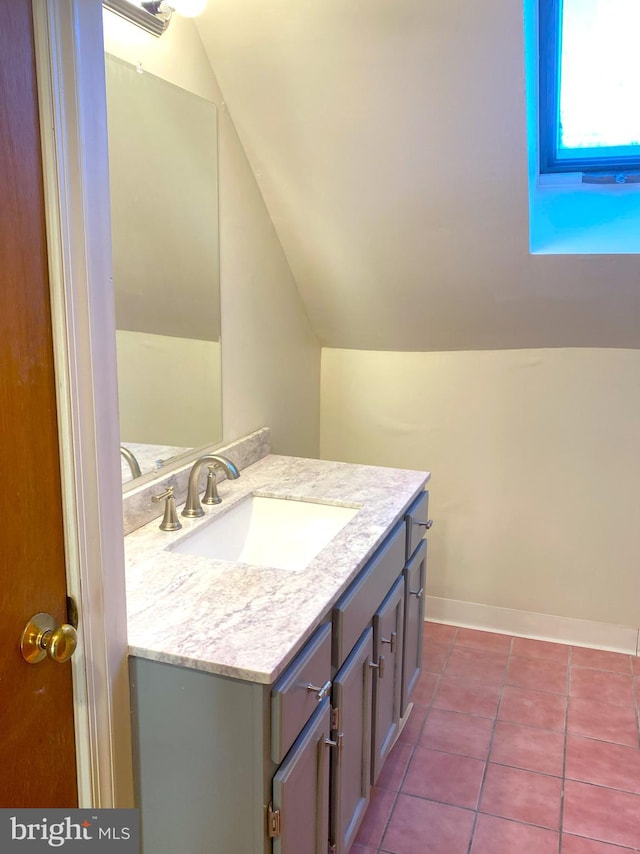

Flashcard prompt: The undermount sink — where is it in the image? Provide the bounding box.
[169,495,359,571]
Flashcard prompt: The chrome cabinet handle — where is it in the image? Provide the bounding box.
[324,733,344,752]
[369,656,385,678]
[418,520,433,530]
[306,680,332,701]
[381,631,397,654]
[410,587,424,599]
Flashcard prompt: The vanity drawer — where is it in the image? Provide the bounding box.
[332,523,405,669]
[271,622,332,764]
[405,490,430,560]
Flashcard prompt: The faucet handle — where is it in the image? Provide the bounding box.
[203,465,222,506]
[152,486,174,501]
[152,486,182,532]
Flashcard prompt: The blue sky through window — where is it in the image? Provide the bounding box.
[559,0,640,154]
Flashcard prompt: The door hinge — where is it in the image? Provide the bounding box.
[331,705,340,731]
[267,804,281,839]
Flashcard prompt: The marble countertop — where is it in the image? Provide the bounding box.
[124,454,429,684]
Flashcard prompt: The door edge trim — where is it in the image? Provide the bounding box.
[32,0,134,807]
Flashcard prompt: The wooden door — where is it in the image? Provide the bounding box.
[330,628,373,854]
[272,699,331,854]
[0,0,78,807]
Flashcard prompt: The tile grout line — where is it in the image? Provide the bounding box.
[465,634,514,853]
[558,645,572,854]
[634,656,640,751]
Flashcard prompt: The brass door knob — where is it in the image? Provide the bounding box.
[20,612,78,664]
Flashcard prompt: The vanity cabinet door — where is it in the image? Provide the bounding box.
[332,524,405,669]
[401,540,427,715]
[271,698,331,854]
[371,577,404,784]
[330,628,373,854]
[271,622,332,764]
[404,490,430,560]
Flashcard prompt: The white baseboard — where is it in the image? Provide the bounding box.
[425,596,639,656]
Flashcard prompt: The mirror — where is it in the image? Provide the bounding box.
[104,54,223,488]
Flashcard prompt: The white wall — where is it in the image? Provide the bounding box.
[321,347,640,631]
[196,0,640,352]
[116,331,221,447]
[103,11,320,457]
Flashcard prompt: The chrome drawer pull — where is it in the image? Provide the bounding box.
[418,520,433,529]
[410,587,424,599]
[369,656,385,678]
[381,631,397,654]
[306,680,332,701]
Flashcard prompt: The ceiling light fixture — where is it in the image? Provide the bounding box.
[102,0,206,37]
[165,0,208,16]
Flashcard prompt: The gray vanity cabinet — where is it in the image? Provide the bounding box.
[329,628,374,854]
[129,658,270,854]
[371,576,404,783]
[271,698,331,854]
[402,539,427,714]
[129,489,431,854]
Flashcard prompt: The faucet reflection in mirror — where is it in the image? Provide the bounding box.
[104,53,222,487]
[120,445,142,480]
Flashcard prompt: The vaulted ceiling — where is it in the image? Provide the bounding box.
[195,0,640,351]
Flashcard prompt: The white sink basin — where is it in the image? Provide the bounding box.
[170,495,359,571]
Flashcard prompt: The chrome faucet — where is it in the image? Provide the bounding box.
[182,454,240,518]
[120,444,142,479]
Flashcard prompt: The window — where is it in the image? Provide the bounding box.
[539,0,640,175]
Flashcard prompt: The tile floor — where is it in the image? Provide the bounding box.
[351,622,640,854]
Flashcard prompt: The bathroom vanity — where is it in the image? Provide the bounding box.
[124,445,430,854]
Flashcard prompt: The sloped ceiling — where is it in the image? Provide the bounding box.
[196,0,640,351]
